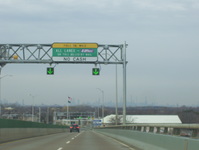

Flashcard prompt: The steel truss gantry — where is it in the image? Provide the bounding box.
[0,43,127,124]
[0,44,125,65]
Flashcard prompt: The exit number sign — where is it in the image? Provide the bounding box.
[52,43,98,62]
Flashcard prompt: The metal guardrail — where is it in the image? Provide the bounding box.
[99,124,199,138]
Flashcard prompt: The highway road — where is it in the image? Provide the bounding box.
[0,130,136,150]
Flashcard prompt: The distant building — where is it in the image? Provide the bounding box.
[23,114,38,122]
[103,115,182,124]
[2,114,19,119]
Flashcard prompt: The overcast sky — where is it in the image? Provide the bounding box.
[0,0,199,107]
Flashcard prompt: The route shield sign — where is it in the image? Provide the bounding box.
[52,43,98,62]
[93,119,102,126]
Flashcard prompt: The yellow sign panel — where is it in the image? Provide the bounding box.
[52,43,98,48]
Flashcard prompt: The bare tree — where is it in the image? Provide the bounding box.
[108,115,123,125]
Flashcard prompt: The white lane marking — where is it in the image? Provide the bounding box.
[57,148,63,150]
[65,131,84,145]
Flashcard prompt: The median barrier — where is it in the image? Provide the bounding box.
[94,128,199,150]
[0,119,68,143]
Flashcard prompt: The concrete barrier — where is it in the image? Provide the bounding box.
[95,128,199,150]
[0,128,67,143]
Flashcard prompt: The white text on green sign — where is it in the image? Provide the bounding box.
[52,43,98,62]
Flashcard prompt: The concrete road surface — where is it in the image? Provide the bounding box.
[0,130,136,150]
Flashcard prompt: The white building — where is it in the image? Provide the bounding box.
[103,115,182,124]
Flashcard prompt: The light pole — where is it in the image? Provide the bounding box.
[97,88,104,124]
[115,63,118,125]
[47,107,49,124]
[0,74,12,118]
[122,42,127,125]
[97,98,100,118]
[39,107,41,123]
[29,94,35,122]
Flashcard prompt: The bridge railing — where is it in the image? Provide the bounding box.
[100,123,199,138]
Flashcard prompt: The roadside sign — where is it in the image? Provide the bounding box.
[92,68,100,75]
[93,119,102,126]
[47,67,54,75]
[52,43,98,62]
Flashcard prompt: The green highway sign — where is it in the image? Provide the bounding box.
[52,43,98,62]
[47,67,54,75]
[92,68,100,75]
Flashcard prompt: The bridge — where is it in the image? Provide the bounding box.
[0,118,199,150]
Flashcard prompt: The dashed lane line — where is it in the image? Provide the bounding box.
[64,131,84,146]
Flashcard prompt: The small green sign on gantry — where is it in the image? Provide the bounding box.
[47,67,54,75]
[92,68,100,75]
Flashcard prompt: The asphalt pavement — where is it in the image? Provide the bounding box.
[0,130,137,150]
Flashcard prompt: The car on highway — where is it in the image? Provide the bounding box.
[70,124,80,133]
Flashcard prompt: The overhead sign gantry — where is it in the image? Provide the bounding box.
[0,43,125,65]
[0,42,128,124]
